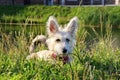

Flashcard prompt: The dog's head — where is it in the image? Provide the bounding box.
[46,16,79,55]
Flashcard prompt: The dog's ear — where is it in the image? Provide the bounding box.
[65,17,79,37]
[47,16,59,36]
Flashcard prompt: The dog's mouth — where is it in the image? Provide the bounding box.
[59,54,69,64]
[51,53,69,64]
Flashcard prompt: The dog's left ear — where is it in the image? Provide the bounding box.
[65,17,79,37]
[47,16,59,36]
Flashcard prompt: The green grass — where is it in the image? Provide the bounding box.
[0,23,120,80]
[0,5,120,27]
[0,5,120,80]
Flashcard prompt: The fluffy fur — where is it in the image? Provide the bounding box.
[27,16,79,63]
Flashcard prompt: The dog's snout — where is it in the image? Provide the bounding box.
[63,48,67,53]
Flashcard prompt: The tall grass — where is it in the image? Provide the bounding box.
[0,21,120,80]
[0,5,120,80]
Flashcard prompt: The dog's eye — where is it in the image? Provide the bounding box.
[66,38,70,42]
[56,39,61,42]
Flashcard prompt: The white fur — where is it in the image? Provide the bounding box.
[27,16,79,63]
[26,50,56,61]
[29,35,47,54]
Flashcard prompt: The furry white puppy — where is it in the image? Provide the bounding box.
[27,16,79,64]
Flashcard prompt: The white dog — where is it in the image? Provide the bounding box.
[26,16,79,64]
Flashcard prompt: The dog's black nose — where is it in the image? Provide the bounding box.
[63,48,67,53]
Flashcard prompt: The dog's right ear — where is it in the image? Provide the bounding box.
[65,17,79,38]
[47,16,59,36]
